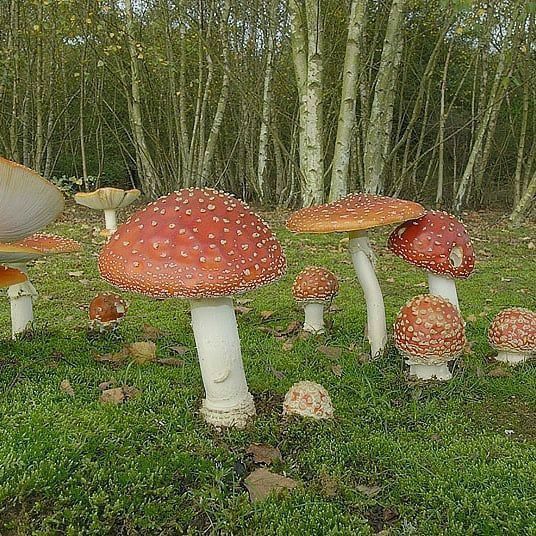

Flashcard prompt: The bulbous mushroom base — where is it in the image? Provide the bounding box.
[201,393,256,429]
[494,351,531,366]
[407,361,452,381]
[303,302,325,334]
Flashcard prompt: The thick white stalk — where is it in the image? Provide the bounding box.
[303,302,325,334]
[348,230,387,358]
[104,209,117,231]
[189,297,255,428]
[7,264,37,338]
[495,351,530,366]
[428,273,459,309]
[408,362,452,381]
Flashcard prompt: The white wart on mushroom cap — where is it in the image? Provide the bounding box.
[283,380,334,419]
[394,294,466,365]
[488,308,536,354]
[292,266,339,302]
[74,187,141,211]
[98,188,287,297]
[0,156,64,241]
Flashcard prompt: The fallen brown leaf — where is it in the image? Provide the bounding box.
[155,358,184,367]
[488,366,511,378]
[260,310,275,320]
[246,444,282,465]
[235,305,253,314]
[357,484,381,497]
[128,341,156,364]
[99,385,140,404]
[142,323,164,340]
[169,345,189,355]
[331,364,343,377]
[318,345,342,360]
[282,338,295,352]
[244,468,298,502]
[59,379,75,397]
[98,380,115,390]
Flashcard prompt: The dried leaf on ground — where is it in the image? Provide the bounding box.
[280,321,301,336]
[95,347,130,365]
[59,379,75,397]
[282,338,295,352]
[99,385,140,404]
[318,345,342,360]
[244,468,298,502]
[488,366,511,378]
[357,484,382,497]
[155,358,184,367]
[235,305,253,315]
[331,364,343,377]
[142,323,164,340]
[128,341,156,364]
[169,345,189,355]
[98,380,115,390]
[260,310,274,320]
[246,444,282,465]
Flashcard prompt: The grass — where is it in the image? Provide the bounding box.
[0,202,535,535]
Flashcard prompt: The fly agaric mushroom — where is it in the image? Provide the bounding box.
[89,292,128,332]
[292,266,338,334]
[394,294,466,381]
[388,211,475,309]
[286,193,425,358]
[0,265,27,287]
[0,234,81,337]
[0,156,64,242]
[282,381,333,419]
[74,187,141,234]
[98,188,286,428]
[488,308,536,365]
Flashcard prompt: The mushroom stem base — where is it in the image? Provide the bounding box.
[190,297,256,428]
[408,362,452,381]
[428,273,459,309]
[348,230,387,359]
[8,278,37,339]
[303,302,325,334]
[495,351,530,365]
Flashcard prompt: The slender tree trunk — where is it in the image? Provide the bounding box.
[510,168,536,226]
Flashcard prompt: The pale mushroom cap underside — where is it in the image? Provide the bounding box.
[286,193,425,234]
[488,307,536,353]
[0,233,81,264]
[74,187,141,210]
[283,380,334,419]
[98,188,287,299]
[388,210,475,279]
[394,294,466,365]
[292,266,339,301]
[0,156,64,242]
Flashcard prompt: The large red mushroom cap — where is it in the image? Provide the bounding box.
[89,292,128,331]
[388,211,475,279]
[0,233,81,264]
[0,265,27,287]
[292,266,338,302]
[286,193,425,234]
[394,294,466,365]
[488,308,536,354]
[98,188,286,298]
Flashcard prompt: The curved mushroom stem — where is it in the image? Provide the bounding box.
[348,230,387,359]
[303,301,325,334]
[428,273,459,309]
[104,209,118,232]
[7,264,37,339]
[407,362,452,381]
[189,297,255,428]
[495,351,531,365]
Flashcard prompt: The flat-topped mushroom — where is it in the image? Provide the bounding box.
[292,266,338,334]
[98,188,286,428]
[74,187,141,234]
[1,234,81,337]
[488,308,535,365]
[394,294,466,381]
[89,292,128,332]
[282,381,333,419]
[0,156,64,241]
[388,211,475,309]
[287,193,425,358]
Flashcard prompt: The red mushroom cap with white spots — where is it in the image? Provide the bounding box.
[89,293,128,328]
[98,188,286,298]
[394,294,466,365]
[282,380,334,419]
[388,211,475,279]
[292,266,339,302]
[286,193,425,234]
[488,308,536,353]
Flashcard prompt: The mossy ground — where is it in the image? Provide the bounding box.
[0,203,534,535]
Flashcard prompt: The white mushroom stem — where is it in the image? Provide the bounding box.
[7,264,37,338]
[407,362,452,381]
[303,301,325,334]
[495,351,531,365]
[348,230,387,359]
[189,297,255,428]
[428,273,459,309]
[104,209,118,232]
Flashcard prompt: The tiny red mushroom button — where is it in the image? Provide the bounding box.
[292,266,339,302]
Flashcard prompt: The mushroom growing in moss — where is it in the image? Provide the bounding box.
[283,381,333,419]
[98,188,286,428]
[89,292,128,332]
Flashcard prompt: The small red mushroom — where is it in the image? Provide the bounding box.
[89,293,128,332]
[292,267,338,333]
[394,294,466,381]
[488,308,535,365]
[388,211,475,309]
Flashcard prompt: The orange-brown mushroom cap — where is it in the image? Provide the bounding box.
[98,188,287,299]
[394,294,466,365]
[292,266,338,302]
[286,193,425,234]
[89,292,128,327]
[488,308,536,353]
[0,233,81,264]
[0,265,27,287]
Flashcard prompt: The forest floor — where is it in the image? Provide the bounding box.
[0,203,535,535]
